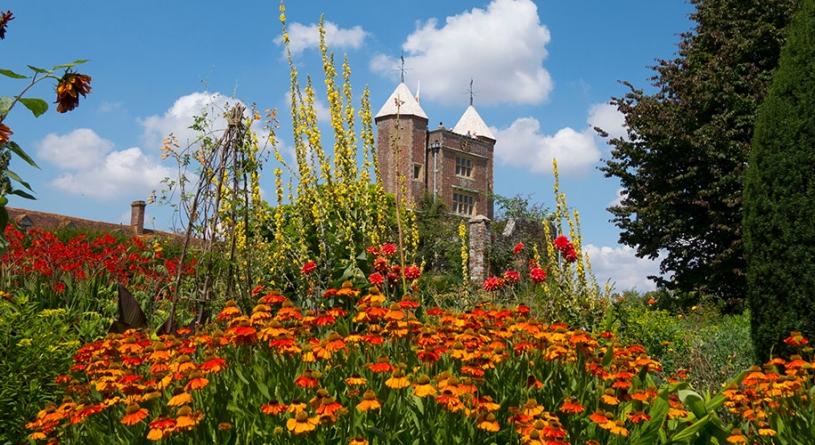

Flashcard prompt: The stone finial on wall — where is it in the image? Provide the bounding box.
[468,214,491,283]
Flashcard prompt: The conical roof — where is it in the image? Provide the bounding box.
[453,105,495,140]
[375,83,428,120]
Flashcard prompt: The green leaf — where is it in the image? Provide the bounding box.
[19,98,48,117]
[0,96,13,115]
[27,65,50,74]
[678,389,706,419]
[7,142,39,168]
[5,169,32,191]
[53,59,90,70]
[0,69,28,79]
[11,189,36,200]
[670,413,710,443]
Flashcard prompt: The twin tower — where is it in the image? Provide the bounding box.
[374,82,496,219]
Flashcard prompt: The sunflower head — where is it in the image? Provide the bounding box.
[55,71,92,113]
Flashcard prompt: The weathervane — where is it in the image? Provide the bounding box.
[400,53,406,83]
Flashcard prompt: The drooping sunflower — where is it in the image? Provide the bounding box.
[55,71,92,113]
[0,123,11,145]
[356,390,381,412]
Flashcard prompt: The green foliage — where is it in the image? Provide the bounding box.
[489,194,549,274]
[744,0,815,361]
[601,0,798,312]
[609,293,754,392]
[0,295,106,444]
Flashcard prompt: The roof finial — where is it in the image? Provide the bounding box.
[469,78,474,106]
[400,53,406,83]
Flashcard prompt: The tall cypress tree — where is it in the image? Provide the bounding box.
[744,0,815,360]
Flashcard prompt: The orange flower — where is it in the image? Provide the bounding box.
[295,371,319,388]
[349,438,369,445]
[286,410,318,434]
[356,390,381,412]
[0,122,12,144]
[146,417,176,441]
[167,391,192,407]
[261,400,287,416]
[726,429,748,444]
[121,404,148,426]
[385,370,410,390]
[185,375,209,391]
[344,374,367,386]
[477,413,500,432]
[175,407,203,430]
[200,357,226,373]
[559,398,585,414]
[55,72,92,113]
[412,375,436,397]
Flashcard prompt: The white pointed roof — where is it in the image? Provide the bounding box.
[375,83,428,120]
[453,105,495,140]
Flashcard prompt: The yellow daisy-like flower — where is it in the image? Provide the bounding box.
[286,410,318,435]
[356,390,381,412]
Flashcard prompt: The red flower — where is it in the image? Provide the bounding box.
[513,242,525,254]
[502,270,521,284]
[368,272,384,285]
[483,276,504,292]
[301,260,317,275]
[529,266,547,283]
[404,265,421,280]
[365,245,379,255]
[380,243,397,256]
[554,235,571,250]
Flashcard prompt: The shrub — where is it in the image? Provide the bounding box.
[0,294,106,443]
[743,0,815,360]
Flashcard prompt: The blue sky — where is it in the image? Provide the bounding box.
[1,0,693,291]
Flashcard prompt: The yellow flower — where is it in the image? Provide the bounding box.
[286,410,318,435]
[356,390,381,412]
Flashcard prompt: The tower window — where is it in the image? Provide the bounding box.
[413,163,422,181]
[455,156,473,178]
[453,192,475,216]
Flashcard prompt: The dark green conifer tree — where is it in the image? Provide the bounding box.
[744,0,815,360]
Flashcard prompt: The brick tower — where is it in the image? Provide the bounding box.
[374,82,496,219]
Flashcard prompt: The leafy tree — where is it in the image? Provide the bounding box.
[601,0,797,312]
[743,0,815,360]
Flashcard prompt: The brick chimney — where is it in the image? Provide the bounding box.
[130,200,146,235]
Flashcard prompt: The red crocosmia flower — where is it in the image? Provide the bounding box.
[367,361,393,374]
[483,276,504,292]
[380,243,397,256]
[301,260,317,274]
[368,272,384,286]
[564,246,578,263]
[513,242,525,254]
[54,282,66,294]
[516,304,531,315]
[529,267,547,283]
[404,265,421,280]
[365,245,379,255]
[502,270,521,284]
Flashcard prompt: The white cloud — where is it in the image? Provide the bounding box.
[493,118,601,175]
[51,146,172,200]
[277,21,367,55]
[587,102,626,141]
[140,91,272,152]
[37,129,114,170]
[584,244,661,292]
[609,187,627,207]
[371,0,552,105]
